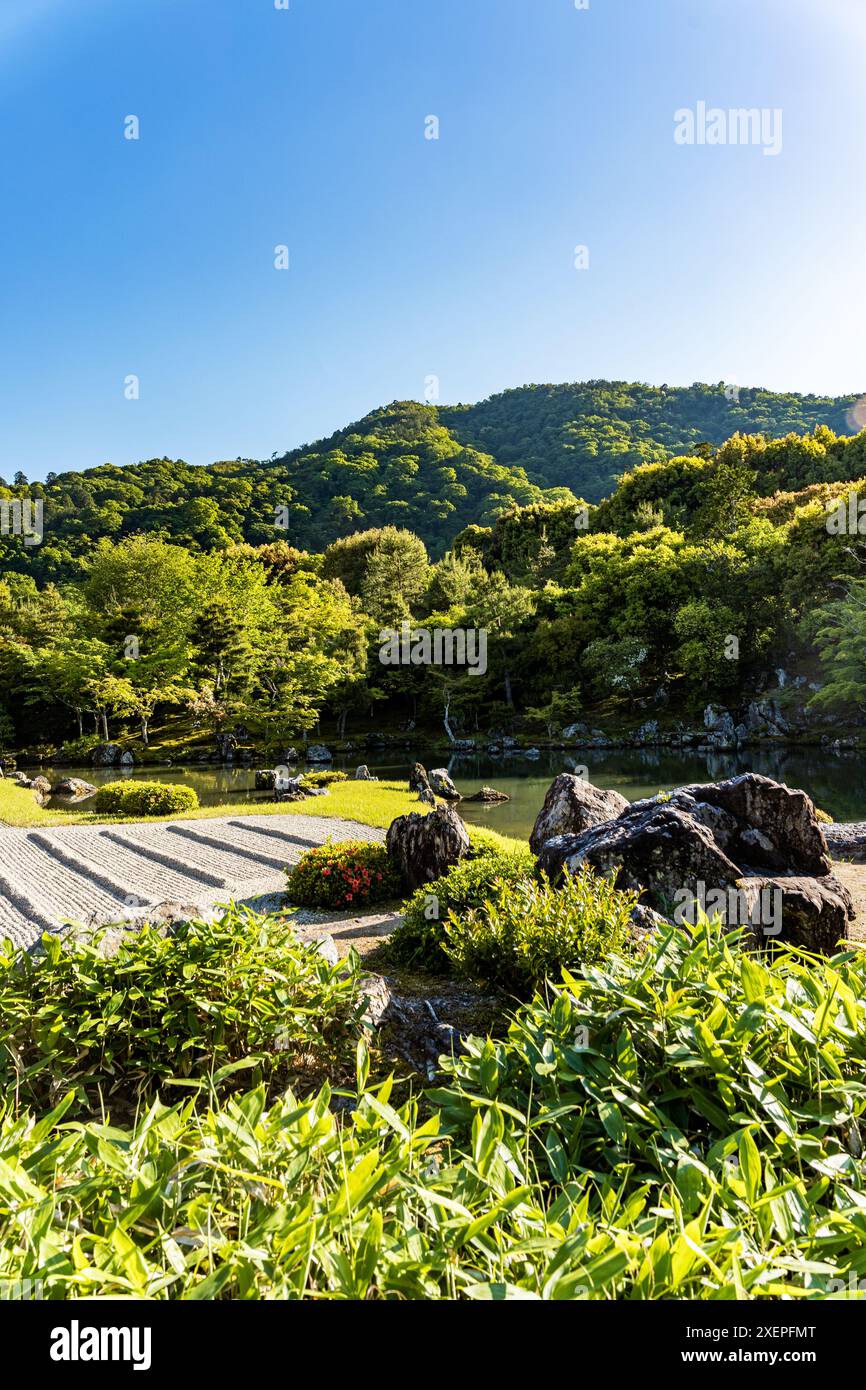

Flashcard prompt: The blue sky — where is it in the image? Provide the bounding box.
[1,0,864,480]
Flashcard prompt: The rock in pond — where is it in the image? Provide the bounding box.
[53,777,96,798]
[305,744,333,763]
[429,768,461,801]
[465,786,509,803]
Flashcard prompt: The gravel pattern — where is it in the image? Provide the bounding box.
[0,813,386,950]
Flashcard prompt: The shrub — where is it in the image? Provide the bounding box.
[389,847,535,972]
[285,840,401,909]
[816,806,833,824]
[0,906,365,1119]
[432,917,866,1298]
[302,769,348,787]
[6,917,866,1298]
[93,780,199,816]
[443,867,635,995]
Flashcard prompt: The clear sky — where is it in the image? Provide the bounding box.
[1,0,864,480]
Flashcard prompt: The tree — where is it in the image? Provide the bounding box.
[524,690,582,737]
[808,581,866,713]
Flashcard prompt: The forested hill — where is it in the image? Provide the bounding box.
[439,382,857,498]
[3,382,858,581]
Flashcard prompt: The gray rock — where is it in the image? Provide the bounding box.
[635,720,660,742]
[823,822,866,862]
[429,768,461,801]
[359,975,486,1079]
[91,743,121,767]
[537,803,742,910]
[530,773,629,855]
[119,751,135,768]
[386,805,470,892]
[418,788,436,806]
[53,777,96,798]
[354,765,377,781]
[464,786,509,803]
[409,762,432,795]
[313,934,339,966]
[738,874,853,954]
[675,773,831,876]
[305,744,333,763]
[562,722,589,740]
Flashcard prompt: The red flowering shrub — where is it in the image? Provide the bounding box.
[285,840,400,909]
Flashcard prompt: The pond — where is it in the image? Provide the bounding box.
[48,745,866,842]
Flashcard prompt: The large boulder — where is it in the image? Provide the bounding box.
[354,765,377,781]
[537,803,743,908]
[738,875,853,954]
[674,773,831,876]
[529,773,629,854]
[533,772,848,954]
[429,768,461,801]
[386,805,470,891]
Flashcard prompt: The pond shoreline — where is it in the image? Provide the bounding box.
[9,742,866,842]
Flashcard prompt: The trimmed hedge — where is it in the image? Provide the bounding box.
[93,780,200,816]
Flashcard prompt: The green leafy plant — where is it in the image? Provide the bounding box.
[442,867,634,995]
[432,916,866,1298]
[6,914,866,1299]
[285,840,401,909]
[390,848,535,972]
[0,906,365,1118]
[92,780,200,816]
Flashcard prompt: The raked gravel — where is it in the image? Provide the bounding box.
[0,812,385,951]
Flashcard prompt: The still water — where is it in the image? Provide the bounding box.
[51,745,866,841]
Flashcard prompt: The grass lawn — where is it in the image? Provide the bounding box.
[0,777,421,829]
[0,777,528,853]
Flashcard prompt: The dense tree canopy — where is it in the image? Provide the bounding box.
[3,382,866,751]
[1,383,860,585]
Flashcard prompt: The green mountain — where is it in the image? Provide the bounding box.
[2,382,859,581]
[440,381,857,498]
